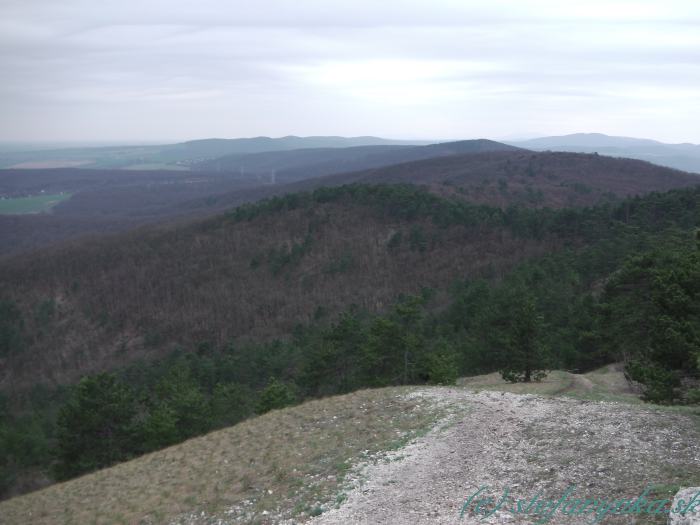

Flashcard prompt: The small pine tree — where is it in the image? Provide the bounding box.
[210,383,253,427]
[143,364,211,449]
[498,293,548,383]
[256,379,296,414]
[423,342,459,385]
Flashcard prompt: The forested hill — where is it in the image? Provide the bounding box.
[1,183,699,393]
[191,138,520,175]
[185,150,700,214]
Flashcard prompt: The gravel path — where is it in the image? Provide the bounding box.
[311,388,700,525]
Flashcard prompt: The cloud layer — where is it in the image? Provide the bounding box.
[2,0,699,142]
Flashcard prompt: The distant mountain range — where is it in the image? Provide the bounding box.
[507,133,700,173]
[3,133,700,174]
[0,136,430,170]
[192,138,520,181]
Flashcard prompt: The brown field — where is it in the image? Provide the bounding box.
[8,160,93,169]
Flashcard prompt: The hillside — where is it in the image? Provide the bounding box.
[2,182,700,395]
[0,140,516,256]
[1,183,699,503]
[298,150,700,208]
[0,185,557,391]
[191,150,700,213]
[0,368,697,524]
[192,139,520,177]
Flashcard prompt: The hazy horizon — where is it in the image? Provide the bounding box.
[1,130,699,151]
[2,0,700,143]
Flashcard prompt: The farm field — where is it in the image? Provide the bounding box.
[0,193,71,214]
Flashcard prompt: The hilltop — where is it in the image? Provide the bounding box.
[0,366,697,524]
[510,133,700,174]
[295,150,700,208]
[191,139,520,177]
[190,150,700,213]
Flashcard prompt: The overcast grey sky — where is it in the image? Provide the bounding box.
[1,0,699,143]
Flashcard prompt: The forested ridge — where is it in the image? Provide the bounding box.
[3,149,698,258]
[1,182,700,498]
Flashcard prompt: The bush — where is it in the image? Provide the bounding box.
[625,360,680,404]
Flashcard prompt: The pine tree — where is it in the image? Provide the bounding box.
[53,374,138,480]
[255,378,296,414]
[498,291,549,383]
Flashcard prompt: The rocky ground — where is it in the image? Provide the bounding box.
[4,373,696,525]
[310,388,700,525]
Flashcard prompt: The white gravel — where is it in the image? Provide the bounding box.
[310,388,700,525]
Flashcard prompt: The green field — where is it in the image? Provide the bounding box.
[0,193,71,214]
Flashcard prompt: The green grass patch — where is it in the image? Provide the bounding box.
[0,193,71,214]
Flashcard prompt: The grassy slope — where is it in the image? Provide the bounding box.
[458,363,642,402]
[460,364,700,418]
[1,367,697,525]
[0,388,443,525]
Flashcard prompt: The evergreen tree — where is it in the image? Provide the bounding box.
[53,374,138,480]
[255,378,297,414]
[143,364,211,449]
[0,300,24,357]
[210,383,253,427]
[497,291,549,383]
[422,340,459,385]
[600,249,700,403]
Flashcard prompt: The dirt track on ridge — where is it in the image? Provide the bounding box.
[311,388,700,525]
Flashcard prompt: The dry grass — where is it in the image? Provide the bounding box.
[0,387,442,525]
[3,368,695,524]
[458,365,645,402]
[458,370,575,395]
[458,365,700,422]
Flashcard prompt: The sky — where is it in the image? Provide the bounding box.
[1,0,700,143]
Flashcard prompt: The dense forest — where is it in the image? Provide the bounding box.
[1,181,699,498]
